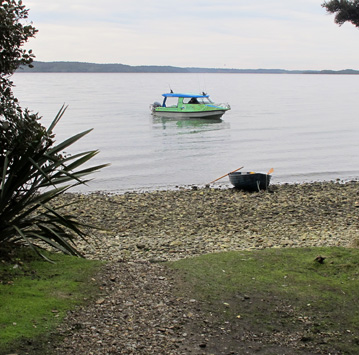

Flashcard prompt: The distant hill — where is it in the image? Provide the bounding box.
[17,61,359,75]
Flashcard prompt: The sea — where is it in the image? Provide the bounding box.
[12,72,359,193]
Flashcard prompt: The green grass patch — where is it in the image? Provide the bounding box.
[0,249,103,353]
[168,247,359,353]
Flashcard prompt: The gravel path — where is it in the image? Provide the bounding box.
[49,181,359,354]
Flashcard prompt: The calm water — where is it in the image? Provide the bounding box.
[13,73,359,192]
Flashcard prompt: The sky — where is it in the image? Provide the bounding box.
[23,0,359,70]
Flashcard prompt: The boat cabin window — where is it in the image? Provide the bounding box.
[183,97,213,105]
[162,96,178,108]
[188,97,199,104]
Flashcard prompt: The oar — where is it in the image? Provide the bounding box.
[267,168,274,175]
[206,166,244,186]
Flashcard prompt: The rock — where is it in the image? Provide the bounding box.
[315,255,326,264]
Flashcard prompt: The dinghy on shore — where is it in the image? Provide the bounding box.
[228,171,272,191]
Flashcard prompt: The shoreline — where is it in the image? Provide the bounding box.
[67,178,359,196]
[54,180,359,262]
[66,176,359,196]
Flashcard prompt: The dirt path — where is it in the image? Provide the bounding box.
[49,261,319,355]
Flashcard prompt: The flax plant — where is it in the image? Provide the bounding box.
[0,105,108,258]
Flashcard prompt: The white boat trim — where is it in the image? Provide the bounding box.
[151,109,227,119]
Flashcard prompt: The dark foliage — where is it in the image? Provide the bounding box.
[322,0,359,27]
[1,1,108,257]
[1,0,37,119]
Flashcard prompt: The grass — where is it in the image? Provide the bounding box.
[0,249,103,353]
[2,246,359,353]
[168,247,359,353]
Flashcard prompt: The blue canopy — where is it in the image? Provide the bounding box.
[162,93,209,98]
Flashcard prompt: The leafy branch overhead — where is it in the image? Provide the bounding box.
[322,0,359,28]
[0,0,37,118]
[0,1,109,258]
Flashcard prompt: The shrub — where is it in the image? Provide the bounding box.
[0,105,108,258]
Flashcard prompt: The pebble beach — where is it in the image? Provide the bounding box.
[56,181,359,262]
[49,180,359,354]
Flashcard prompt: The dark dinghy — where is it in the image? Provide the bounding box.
[228,172,271,192]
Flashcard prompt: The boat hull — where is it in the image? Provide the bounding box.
[152,109,227,119]
[228,172,271,191]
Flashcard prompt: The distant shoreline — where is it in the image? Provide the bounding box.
[17,61,359,75]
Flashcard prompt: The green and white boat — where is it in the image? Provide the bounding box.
[150,92,230,119]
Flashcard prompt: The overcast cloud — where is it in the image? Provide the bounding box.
[24,0,359,70]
